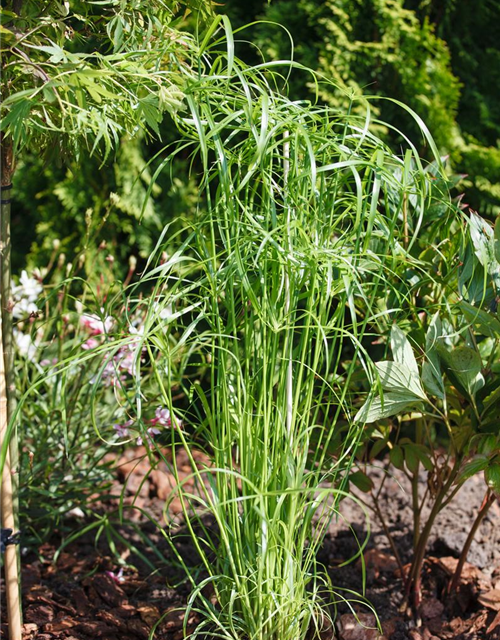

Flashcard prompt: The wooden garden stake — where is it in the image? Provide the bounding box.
[0,142,21,639]
[0,324,21,640]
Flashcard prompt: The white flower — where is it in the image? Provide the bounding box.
[12,298,38,320]
[14,329,38,359]
[12,270,43,319]
[153,301,173,320]
[13,270,42,302]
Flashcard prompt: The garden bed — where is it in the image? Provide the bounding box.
[2,451,499,640]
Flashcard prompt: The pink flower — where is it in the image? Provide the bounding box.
[105,568,125,584]
[80,312,113,336]
[155,406,172,427]
[149,406,182,429]
[136,427,161,447]
[113,419,133,439]
[82,338,100,350]
[40,358,58,366]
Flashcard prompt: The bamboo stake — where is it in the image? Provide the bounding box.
[0,325,22,640]
[0,143,22,639]
[1,179,18,525]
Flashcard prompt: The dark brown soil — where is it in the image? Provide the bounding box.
[1,451,499,640]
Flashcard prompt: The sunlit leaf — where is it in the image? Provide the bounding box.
[354,391,422,424]
[376,361,426,399]
[390,324,419,377]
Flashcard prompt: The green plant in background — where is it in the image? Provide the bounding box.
[349,208,500,609]
[11,130,200,273]
[105,18,456,639]
[226,0,500,217]
[407,0,500,217]
[12,238,122,542]
[11,0,500,277]
[228,0,460,149]
[0,2,210,634]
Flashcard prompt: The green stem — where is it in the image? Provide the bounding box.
[411,418,424,550]
[405,457,461,608]
[449,490,495,593]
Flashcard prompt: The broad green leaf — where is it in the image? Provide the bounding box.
[437,345,484,398]
[376,361,426,399]
[459,300,500,338]
[390,324,419,377]
[482,383,500,411]
[478,435,500,455]
[389,445,404,469]
[451,423,475,453]
[409,444,434,472]
[457,455,489,484]
[404,444,419,474]
[469,212,495,271]
[354,391,422,424]
[422,314,445,399]
[485,462,500,497]
[349,470,374,493]
[422,362,444,399]
[370,437,388,460]
[495,216,500,264]
[0,24,16,46]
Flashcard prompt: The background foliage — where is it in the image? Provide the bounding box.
[12,0,500,274]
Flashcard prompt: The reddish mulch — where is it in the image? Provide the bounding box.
[1,450,499,639]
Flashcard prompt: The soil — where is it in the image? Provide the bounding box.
[1,449,499,640]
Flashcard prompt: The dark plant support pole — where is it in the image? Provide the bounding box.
[1,138,17,504]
